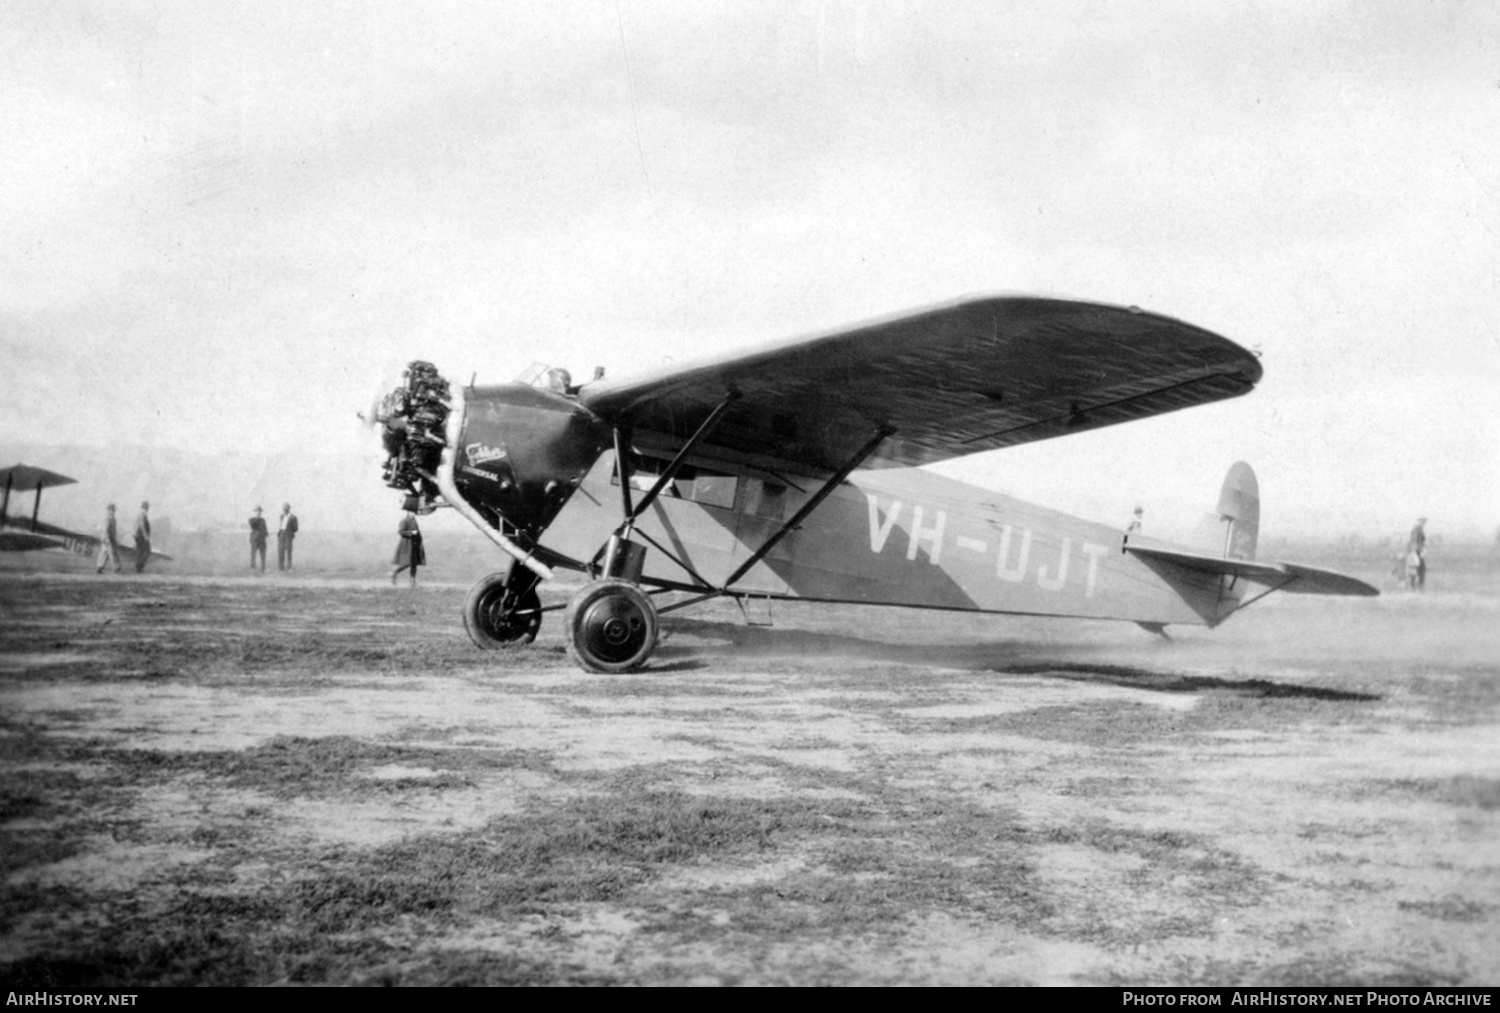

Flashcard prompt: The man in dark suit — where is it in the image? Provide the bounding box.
[277,503,299,571]
[249,506,268,573]
[133,501,151,573]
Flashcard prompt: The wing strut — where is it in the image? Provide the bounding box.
[613,427,635,520]
[604,392,740,577]
[723,425,891,587]
[619,392,741,533]
[657,424,893,615]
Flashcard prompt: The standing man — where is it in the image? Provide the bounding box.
[1407,516,1428,591]
[133,501,152,573]
[95,503,121,574]
[249,506,269,573]
[1125,505,1144,535]
[277,503,299,571]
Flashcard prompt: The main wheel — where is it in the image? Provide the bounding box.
[463,570,543,649]
[564,578,659,673]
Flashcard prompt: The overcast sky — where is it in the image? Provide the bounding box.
[3,1,1496,538]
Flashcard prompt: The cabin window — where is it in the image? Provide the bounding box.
[686,473,737,509]
[741,479,806,520]
[610,455,738,510]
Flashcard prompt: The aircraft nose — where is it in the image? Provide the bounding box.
[370,361,453,501]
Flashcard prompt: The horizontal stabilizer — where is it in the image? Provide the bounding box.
[1125,543,1378,597]
[1125,543,1285,581]
[1276,561,1380,597]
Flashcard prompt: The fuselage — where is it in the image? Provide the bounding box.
[542,453,1231,626]
[439,382,1237,629]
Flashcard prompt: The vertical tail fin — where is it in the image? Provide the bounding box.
[1187,461,1260,560]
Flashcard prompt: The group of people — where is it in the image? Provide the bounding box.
[245,499,422,586]
[95,501,153,574]
[247,503,299,573]
[99,497,424,585]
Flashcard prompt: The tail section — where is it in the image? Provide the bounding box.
[1186,461,1259,561]
[1123,460,1376,629]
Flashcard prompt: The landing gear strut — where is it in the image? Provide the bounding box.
[463,567,543,648]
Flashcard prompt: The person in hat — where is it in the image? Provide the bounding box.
[391,504,425,587]
[249,506,269,573]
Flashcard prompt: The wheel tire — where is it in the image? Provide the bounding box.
[463,571,542,649]
[564,578,659,673]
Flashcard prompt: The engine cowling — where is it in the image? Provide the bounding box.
[451,382,612,538]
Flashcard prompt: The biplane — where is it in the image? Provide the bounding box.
[371,295,1377,672]
[0,464,170,568]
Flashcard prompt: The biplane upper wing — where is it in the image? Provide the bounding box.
[1,464,78,492]
[576,296,1263,474]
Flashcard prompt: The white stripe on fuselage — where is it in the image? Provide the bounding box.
[865,494,1110,597]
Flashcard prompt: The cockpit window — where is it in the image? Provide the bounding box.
[515,363,572,393]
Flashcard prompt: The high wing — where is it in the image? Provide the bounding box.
[576,295,1262,474]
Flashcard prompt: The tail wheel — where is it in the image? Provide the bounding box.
[463,571,543,649]
[564,578,659,673]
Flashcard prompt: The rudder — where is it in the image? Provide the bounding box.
[1186,461,1260,560]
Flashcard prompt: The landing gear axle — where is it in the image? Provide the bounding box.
[463,568,543,648]
[564,578,659,673]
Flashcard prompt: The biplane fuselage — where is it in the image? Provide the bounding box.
[373,295,1376,671]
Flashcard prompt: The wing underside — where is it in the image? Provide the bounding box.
[577,295,1262,474]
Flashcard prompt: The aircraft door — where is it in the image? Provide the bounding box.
[726,478,797,595]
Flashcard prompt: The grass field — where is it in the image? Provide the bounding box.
[1,551,1497,985]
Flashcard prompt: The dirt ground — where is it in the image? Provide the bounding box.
[2,557,1498,986]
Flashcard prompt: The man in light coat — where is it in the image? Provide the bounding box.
[277,503,299,571]
[96,503,121,574]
